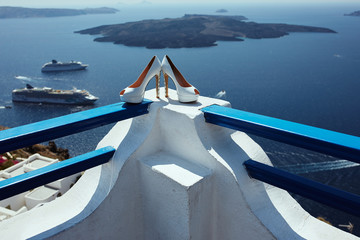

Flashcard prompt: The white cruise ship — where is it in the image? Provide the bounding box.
[41,60,88,72]
[12,84,98,105]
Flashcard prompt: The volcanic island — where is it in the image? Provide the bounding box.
[75,14,336,49]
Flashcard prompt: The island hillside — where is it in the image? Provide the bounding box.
[75,14,336,49]
[0,6,118,18]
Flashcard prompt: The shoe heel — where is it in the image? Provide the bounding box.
[156,74,160,98]
[164,73,169,98]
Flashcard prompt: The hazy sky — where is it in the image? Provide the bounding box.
[1,0,360,8]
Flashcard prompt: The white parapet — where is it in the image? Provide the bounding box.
[139,153,213,240]
[0,88,357,240]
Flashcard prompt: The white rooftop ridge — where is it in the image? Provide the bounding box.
[0,88,356,239]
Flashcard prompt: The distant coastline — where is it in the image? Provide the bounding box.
[75,14,336,49]
[344,10,360,16]
[0,6,118,18]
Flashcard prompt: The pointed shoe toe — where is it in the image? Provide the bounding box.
[120,88,144,104]
[177,86,200,103]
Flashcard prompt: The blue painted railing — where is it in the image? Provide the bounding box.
[0,100,152,201]
[244,159,360,216]
[0,100,152,154]
[1,101,359,218]
[201,104,360,163]
[201,104,360,217]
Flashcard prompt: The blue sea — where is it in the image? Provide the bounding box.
[0,3,360,235]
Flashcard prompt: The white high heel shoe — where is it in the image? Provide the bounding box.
[161,55,200,103]
[120,56,162,103]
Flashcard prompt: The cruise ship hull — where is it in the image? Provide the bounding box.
[12,96,96,105]
[41,61,88,72]
[12,87,98,105]
[41,65,87,72]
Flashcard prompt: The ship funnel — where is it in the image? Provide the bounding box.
[26,84,34,89]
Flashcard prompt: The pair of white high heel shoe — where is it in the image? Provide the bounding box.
[120,55,200,104]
